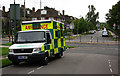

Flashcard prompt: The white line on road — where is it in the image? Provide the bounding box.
[27,70,35,74]
[110,68,113,72]
[109,64,112,67]
[108,59,114,73]
[37,66,43,70]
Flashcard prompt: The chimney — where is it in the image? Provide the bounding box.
[21,5,25,8]
[32,7,35,12]
[2,6,5,12]
[62,10,65,16]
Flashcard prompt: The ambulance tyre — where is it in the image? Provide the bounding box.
[43,53,49,65]
[55,49,63,58]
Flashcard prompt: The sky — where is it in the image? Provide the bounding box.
[0,0,119,22]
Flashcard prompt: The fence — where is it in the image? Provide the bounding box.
[65,35,118,43]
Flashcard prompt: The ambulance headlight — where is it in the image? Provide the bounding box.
[33,48,41,52]
[9,49,13,52]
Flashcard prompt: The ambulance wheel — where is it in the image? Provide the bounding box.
[55,51,63,58]
[43,55,48,65]
[12,61,19,65]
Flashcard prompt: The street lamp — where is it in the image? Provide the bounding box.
[14,0,15,4]
[40,0,41,19]
[24,0,26,20]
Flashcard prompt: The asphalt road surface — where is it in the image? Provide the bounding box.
[2,43,118,75]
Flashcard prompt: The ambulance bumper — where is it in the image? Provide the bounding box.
[8,53,46,62]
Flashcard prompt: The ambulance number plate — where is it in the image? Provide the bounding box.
[18,56,28,59]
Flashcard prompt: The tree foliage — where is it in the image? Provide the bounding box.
[73,17,88,34]
[106,1,120,34]
[86,5,99,30]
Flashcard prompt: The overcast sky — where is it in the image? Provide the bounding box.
[0,0,119,22]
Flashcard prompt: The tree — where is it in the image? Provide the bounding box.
[73,17,88,34]
[106,1,120,35]
[86,5,99,30]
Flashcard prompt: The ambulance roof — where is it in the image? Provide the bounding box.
[18,30,49,33]
[22,20,64,24]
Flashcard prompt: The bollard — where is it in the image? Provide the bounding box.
[97,37,98,43]
[91,36,93,43]
[80,35,81,42]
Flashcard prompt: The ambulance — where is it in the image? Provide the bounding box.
[8,20,66,65]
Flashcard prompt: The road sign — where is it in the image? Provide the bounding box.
[66,24,69,29]
[10,4,20,20]
[70,23,74,29]
[96,24,100,27]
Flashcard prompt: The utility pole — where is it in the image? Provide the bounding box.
[40,0,41,20]
[14,0,16,43]
[24,0,26,20]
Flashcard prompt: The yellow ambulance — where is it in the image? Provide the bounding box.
[8,20,66,65]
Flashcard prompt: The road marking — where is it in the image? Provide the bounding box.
[109,64,112,67]
[108,60,111,62]
[27,70,34,74]
[108,59,114,73]
[37,66,43,70]
[110,68,113,72]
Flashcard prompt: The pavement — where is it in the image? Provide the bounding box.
[0,46,9,48]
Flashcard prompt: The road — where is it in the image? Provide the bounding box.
[2,43,118,75]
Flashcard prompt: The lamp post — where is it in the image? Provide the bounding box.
[40,0,41,20]
[13,0,16,43]
[24,0,26,20]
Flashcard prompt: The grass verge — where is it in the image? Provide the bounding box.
[113,39,120,41]
[2,42,12,46]
[66,46,76,49]
[0,58,12,67]
[108,31,113,37]
[0,47,9,56]
[81,32,90,35]
[65,36,77,40]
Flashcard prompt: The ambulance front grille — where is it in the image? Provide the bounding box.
[14,49,33,53]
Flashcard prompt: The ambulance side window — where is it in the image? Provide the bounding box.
[61,30,63,36]
[55,31,58,37]
[46,33,51,44]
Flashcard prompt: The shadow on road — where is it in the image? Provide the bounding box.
[12,57,62,67]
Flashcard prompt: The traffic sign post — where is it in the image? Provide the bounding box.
[96,24,100,43]
[70,23,74,36]
[10,4,20,43]
[10,4,20,20]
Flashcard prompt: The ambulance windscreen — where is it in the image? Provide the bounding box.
[16,31,45,43]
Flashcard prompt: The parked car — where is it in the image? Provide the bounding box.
[89,30,96,34]
[102,31,108,37]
